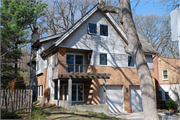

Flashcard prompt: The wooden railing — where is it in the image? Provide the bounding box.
[1,89,33,113]
[66,64,92,73]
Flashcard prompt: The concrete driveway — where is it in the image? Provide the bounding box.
[110,112,180,120]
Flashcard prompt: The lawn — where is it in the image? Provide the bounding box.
[2,103,122,119]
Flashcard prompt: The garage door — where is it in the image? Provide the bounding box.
[100,86,123,113]
[130,86,143,112]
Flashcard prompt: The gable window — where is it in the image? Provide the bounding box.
[128,56,135,67]
[88,23,97,34]
[100,53,107,65]
[38,85,43,97]
[100,24,108,36]
[163,69,168,80]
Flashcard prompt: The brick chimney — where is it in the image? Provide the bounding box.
[31,26,40,42]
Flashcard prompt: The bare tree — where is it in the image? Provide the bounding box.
[134,14,179,58]
[98,0,159,119]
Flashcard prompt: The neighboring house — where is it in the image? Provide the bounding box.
[154,56,180,106]
[29,4,158,114]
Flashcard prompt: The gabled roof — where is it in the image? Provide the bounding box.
[40,4,158,57]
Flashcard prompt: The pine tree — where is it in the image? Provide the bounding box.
[1,0,47,89]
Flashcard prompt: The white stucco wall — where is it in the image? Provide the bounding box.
[160,84,180,101]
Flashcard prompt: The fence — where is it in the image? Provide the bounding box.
[0,89,33,113]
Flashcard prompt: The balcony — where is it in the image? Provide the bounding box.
[66,64,92,73]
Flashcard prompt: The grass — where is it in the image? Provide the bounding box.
[1,112,21,119]
[27,105,46,119]
[16,104,122,119]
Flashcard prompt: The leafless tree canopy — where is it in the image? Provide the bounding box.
[134,14,178,58]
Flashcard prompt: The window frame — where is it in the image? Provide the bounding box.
[63,84,84,102]
[87,23,97,35]
[128,55,135,67]
[100,24,108,36]
[36,48,43,75]
[38,85,43,97]
[100,53,107,66]
[162,69,168,80]
[66,53,84,73]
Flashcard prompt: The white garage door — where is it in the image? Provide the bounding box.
[100,86,123,113]
[130,86,143,112]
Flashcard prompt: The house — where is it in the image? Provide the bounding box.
[29,4,158,114]
[153,56,180,106]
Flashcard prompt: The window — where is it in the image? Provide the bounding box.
[100,53,107,65]
[163,69,168,80]
[100,24,108,36]
[38,85,43,97]
[128,56,135,67]
[36,48,42,71]
[72,84,84,102]
[88,23,97,34]
[165,92,170,100]
[44,57,47,69]
[66,54,84,73]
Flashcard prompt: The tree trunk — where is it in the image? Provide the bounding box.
[119,0,159,119]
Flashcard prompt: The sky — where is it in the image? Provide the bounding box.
[131,1,168,15]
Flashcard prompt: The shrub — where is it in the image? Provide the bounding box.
[44,87,50,103]
[165,100,178,110]
[34,100,40,104]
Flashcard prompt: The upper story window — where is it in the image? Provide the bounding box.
[163,69,168,80]
[36,48,42,71]
[88,23,97,35]
[100,53,107,65]
[128,56,135,67]
[100,24,108,36]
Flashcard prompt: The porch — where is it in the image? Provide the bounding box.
[52,63,110,114]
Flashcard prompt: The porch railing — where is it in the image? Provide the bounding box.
[66,64,92,73]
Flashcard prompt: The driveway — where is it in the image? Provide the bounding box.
[110,112,180,120]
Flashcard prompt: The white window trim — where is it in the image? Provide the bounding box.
[36,48,43,75]
[38,85,43,97]
[63,84,84,102]
[99,53,108,66]
[87,23,97,35]
[128,55,135,68]
[162,69,168,80]
[100,24,109,37]
[44,57,47,69]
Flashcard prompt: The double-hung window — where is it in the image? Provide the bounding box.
[38,85,43,97]
[100,53,107,65]
[100,24,108,36]
[163,69,168,80]
[128,56,135,67]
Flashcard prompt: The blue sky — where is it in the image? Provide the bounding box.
[131,1,167,15]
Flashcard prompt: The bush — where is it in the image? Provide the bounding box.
[44,88,50,103]
[165,100,178,110]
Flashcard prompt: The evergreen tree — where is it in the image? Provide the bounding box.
[1,0,47,89]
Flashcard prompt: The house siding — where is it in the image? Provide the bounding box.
[60,10,154,69]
